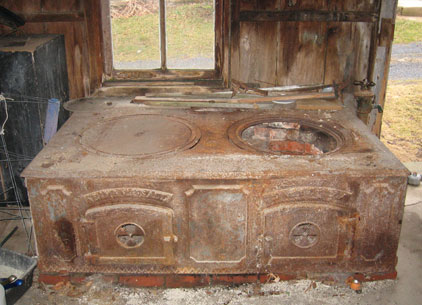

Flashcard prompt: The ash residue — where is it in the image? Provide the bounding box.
[17,275,397,305]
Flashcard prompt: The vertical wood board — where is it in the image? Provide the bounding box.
[44,22,90,98]
[277,21,326,86]
[324,22,355,85]
[328,0,378,12]
[236,22,278,86]
[83,0,104,94]
[279,0,325,10]
[41,0,81,12]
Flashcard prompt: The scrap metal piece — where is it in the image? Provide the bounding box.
[408,172,421,186]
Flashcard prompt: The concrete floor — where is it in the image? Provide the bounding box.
[0,163,419,304]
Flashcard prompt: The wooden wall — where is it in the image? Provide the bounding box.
[0,0,395,133]
[230,0,380,88]
[0,0,103,99]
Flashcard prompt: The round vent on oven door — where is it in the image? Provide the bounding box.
[228,116,345,155]
[115,223,145,248]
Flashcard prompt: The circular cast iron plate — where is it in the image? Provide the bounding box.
[80,114,201,157]
[227,116,346,155]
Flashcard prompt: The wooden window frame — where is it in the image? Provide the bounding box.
[101,0,223,81]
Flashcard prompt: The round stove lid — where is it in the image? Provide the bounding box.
[80,114,201,157]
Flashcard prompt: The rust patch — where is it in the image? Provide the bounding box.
[55,218,76,259]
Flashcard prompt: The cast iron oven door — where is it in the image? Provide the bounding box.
[80,188,176,265]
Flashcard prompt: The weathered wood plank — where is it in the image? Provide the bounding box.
[23,12,84,23]
[256,0,280,10]
[83,0,103,95]
[41,0,81,12]
[1,0,41,14]
[103,79,223,87]
[280,0,325,10]
[296,99,343,110]
[239,10,378,23]
[96,85,224,97]
[222,0,231,86]
[324,23,355,85]
[240,0,281,11]
[371,0,398,136]
[159,0,166,70]
[100,0,113,77]
[132,91,336,104]
[215,0,223,74]
[277,22,326,86]
[328,0,379,12]
[353,22,374,83]
[324,21,373,89]
[234,22,278,86]
[239,0,256,11]
[230,0,241,86]
[44,22,90,98]
[110,69,218,81]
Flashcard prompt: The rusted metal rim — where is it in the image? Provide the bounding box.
[79,114,201,158]
[227,115,346,156]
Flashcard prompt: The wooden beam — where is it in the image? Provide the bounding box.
[109,69,218,81]
[132,91,336,104]
[23,12,85,23]
[103,79,224,87]
[239,10,378,23]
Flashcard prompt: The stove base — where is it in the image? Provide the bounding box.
[38,271,398,287]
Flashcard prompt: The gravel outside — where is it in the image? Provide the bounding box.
[389,42,422,80]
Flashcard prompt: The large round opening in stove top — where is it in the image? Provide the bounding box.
[229,117,344,155]
[80,114,201,157]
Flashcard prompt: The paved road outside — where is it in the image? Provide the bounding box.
[389,42,422,80]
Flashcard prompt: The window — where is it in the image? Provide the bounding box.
[107,0,215,71]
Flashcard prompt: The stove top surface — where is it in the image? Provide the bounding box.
[22,96,408,179]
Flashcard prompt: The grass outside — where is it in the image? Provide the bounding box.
[394,17,422,44]
[111,0,214,63]
[381,80,422,161]
[380,17,422,162]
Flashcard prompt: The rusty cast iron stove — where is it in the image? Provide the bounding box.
[22,96,408,283]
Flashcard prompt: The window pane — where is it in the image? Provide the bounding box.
[166,0,215,69]
[110,0,161,69]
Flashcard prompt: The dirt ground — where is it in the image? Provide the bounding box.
[17,273,398,305]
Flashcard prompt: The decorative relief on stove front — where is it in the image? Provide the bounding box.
[289,222,320,249]
[40,184,72,196]
[84,188,173,204]
[115,223,145,248]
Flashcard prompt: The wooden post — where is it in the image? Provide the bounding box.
[160,0,167,71]
[370,0,398,137]
[101,0,113,76]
